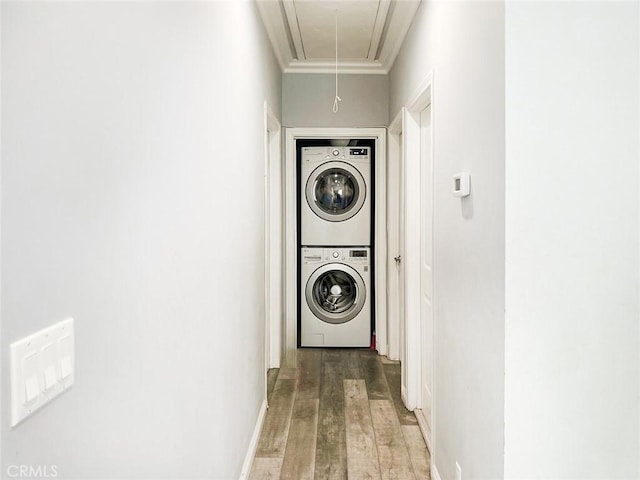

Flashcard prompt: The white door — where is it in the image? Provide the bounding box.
[419,105,433,442]
[386,125,402,361]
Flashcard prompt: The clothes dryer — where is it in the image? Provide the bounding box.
[301,146,371,246]
[300,247,371,347]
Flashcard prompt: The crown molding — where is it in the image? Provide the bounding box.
[284,59,388,75]
[376,0,421,71]
[257,0,421,75]
[256,0,294,71]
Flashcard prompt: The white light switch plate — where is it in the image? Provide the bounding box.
[10,318,74,427]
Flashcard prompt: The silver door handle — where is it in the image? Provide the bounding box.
[394,255,402,264]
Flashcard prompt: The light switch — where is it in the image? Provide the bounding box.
[41,343,57,390]
[60,357,72,379]
[11,318,74,427]
[59,334,73,381]
[24,376,40,402]
[22,351,39,400]
[44,365,57,390]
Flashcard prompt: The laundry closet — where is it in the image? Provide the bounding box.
[298,139,376,348]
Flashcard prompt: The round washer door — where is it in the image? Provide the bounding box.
[305,161,366,222]
[305,263,366,324]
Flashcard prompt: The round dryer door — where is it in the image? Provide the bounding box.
[305,264,366,324]
[306,161,366,222]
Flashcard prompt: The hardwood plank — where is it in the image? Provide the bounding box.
[297,348,322,399]
[280,398,320,480]
[344,379,381,479]
[370,400,416,480]
[321,348,344,364]
[401,425,431,479]
[249,457,282,480]
[359,350,391,400]
[321,348,363,378]
[315,354,348,480]
[267,368,279,404]
[382,363,418,426]
[346,349,364,378]
[255,378,296,457]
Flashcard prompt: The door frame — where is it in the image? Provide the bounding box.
[264,102,282,374]
[389,72,435,448]
[284,127,387,366]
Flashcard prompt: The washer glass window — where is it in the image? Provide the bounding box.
[305,263,367,324]
[312,270,358,315]
[314,169,358,215]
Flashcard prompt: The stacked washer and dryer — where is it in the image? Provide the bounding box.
[300,145,373,347]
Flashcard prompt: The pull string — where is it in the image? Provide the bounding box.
[332,11,341,113]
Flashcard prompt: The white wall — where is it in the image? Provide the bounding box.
[504,2,640,479]
[1,2,280,478]
[389,2,506,479]
[282,73,388,127]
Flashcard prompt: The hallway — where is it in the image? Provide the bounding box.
[2,2,639,479]
[250,349,430,479]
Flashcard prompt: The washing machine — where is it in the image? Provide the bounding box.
[301,146,371,246]
[301,246,371,347]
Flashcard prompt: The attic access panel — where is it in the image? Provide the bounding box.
[293,0,380,60]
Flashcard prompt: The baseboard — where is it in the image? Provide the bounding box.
[413,408,432,453]
[238,398,268,480]
[401,386,408,407]
[432,463,442,480]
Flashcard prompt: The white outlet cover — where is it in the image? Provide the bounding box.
[10,318,74,427]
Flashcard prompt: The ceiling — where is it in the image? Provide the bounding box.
[256,0,422,74]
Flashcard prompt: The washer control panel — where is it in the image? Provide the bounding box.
[302,247,324,264]
[302,146,370,162]
[322,248,369,264]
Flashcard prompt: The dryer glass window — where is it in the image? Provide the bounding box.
[313,169,359,215]
[312,270,358,316]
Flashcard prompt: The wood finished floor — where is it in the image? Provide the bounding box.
[250,349,431,480]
